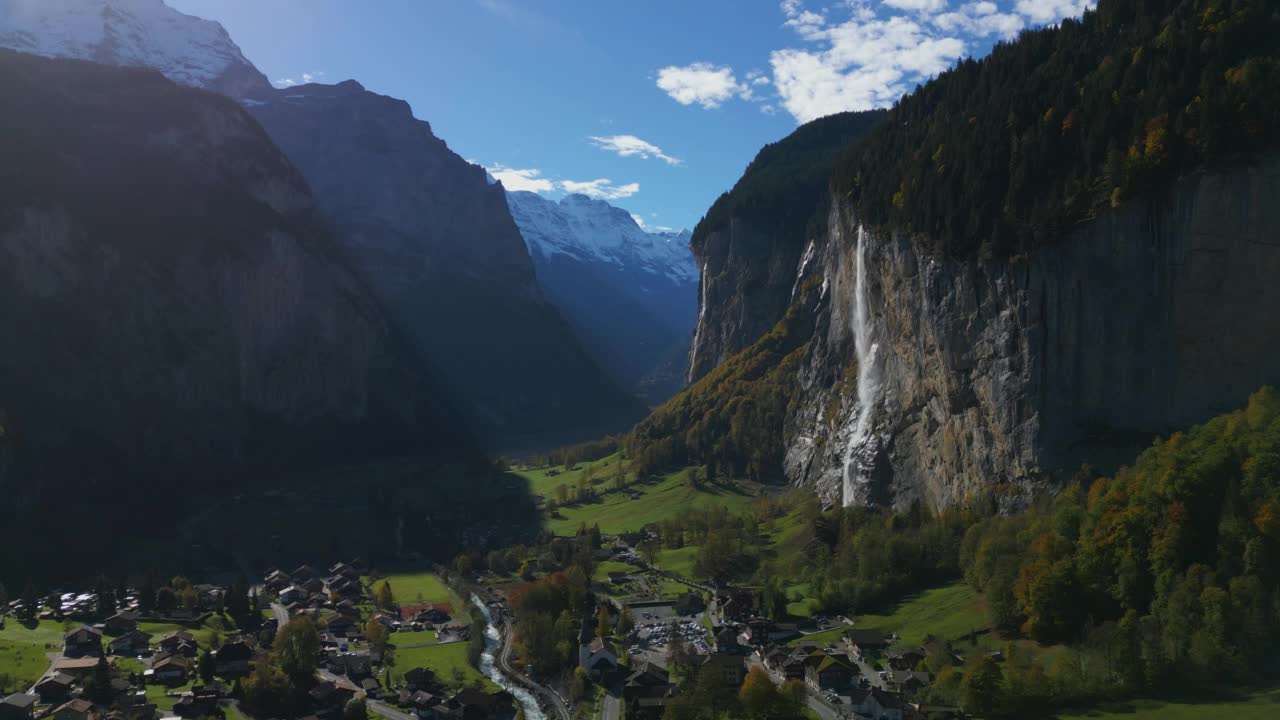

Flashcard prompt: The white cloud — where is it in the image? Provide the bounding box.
[487,164,640,200]
[1015,0,1092,23]
[771,14,966,122]
[273,71,325,88]
[882,0,948,12]
[656,62,752,109]
[560,178,641,200]
[934,2,1025,38]
[589,135,682,165]
[486,164,556,193]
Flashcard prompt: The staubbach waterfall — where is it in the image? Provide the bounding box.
[842,225,884,506]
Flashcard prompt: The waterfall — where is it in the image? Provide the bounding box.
[687,259,709,383]
[842,225,883,506]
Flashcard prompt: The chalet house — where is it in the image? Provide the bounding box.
[278,586,307,605]
[805,652,857,692]
[699,653,746,688]
[844,629,890,659]
[156,632,195,653]
[214,641,253,675]
[340,654,373,679]
[408,691,440,719]
[150,655,189,683]
[264,570,291,593]
[300,578,325,596]
[887,647,926,671]
[329,563,359,581]
[292,565,317,582]
[308,680,357,710]
[767,623,802,644]
[34,673,76,702]
[64,626,103,658]
[52,699,97,720]
[670,592,704,616]
[580,638,619,678]
[104,612,139,636]
[108,630,153,657]
[50,657,109,679]
[402,668,437,692]
[335,600,361,618]
[326,616,356,637]
[0,693,36,720]
[623,662,674,715]
[451,689,516,720]
[845,688,904,720]
[360,678,381,698]
[719,590,755,620]
[327,578,361,598]
[886,670,931,696]
[193,585,226,612]
[716,625,747,653]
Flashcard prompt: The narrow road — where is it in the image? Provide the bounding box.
[495,620,571,720]
[269,602,289,628]
[600,687,621,720]
[367,699,414,720]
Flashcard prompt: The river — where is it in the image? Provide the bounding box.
[472,595,547,720]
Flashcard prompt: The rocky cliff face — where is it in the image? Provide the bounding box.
[686,110,887,384]
[245,83,646,448]
[0,50,480,504]
[784,156,1280,509]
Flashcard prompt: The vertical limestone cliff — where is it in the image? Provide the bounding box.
[785,156,1280,508]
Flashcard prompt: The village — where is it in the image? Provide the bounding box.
[0,562,517,720]
[1,534,981,720]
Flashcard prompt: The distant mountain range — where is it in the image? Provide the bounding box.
[505,191,698,404]
[0,0,650,451]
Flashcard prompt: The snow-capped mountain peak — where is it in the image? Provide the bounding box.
[506,191,696,285]
[0,0,270,96]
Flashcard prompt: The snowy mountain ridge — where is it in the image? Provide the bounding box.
[0,0,269,96]
[506,191,697,285]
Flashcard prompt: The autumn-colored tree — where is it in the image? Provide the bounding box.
[275,616,321,684]
[962,656,1004,716]
[366,618,388,653]
[374,581,394,609]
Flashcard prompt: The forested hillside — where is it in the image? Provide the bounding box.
[837,0,1280,257]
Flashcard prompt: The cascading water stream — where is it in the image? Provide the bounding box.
[687,259,710,383]
[842,225,884,506]
[472,595,547,720]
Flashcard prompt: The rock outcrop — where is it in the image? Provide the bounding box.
[686,110,887,383]
[785,156,1280,508]
[0,50,481,505]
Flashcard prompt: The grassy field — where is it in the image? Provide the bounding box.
[1058,687,1280,719]
[392,629,438,646]
[790,583,988,648]
[136,615,235,650]
[394,641,494,691]
[516,457,765,536]
[375,572,455,606]
[655,546,699,579]
[592,561,642,583]
[146,680,196,712]
[0,618,63,690]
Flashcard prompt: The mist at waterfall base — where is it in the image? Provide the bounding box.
[472,595,547,720]
[842,225,885,507]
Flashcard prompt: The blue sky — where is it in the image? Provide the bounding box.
[168,0,1092,232]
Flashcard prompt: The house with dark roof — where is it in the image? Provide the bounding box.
[804,651,857,692]
[51,699,97,720]
[845,688,904,720]
[843,629,890,658]
[580,637,619,678]
[108,630,153,657]
[0,693,36,720]
[402,668,437,692]
[887,647,926,671]
[699,653,746,688]
[214,640,253,675]
[104,612,139,636]
[63,626,103,658]
[34,673,76,702]
[886,669,931,697]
